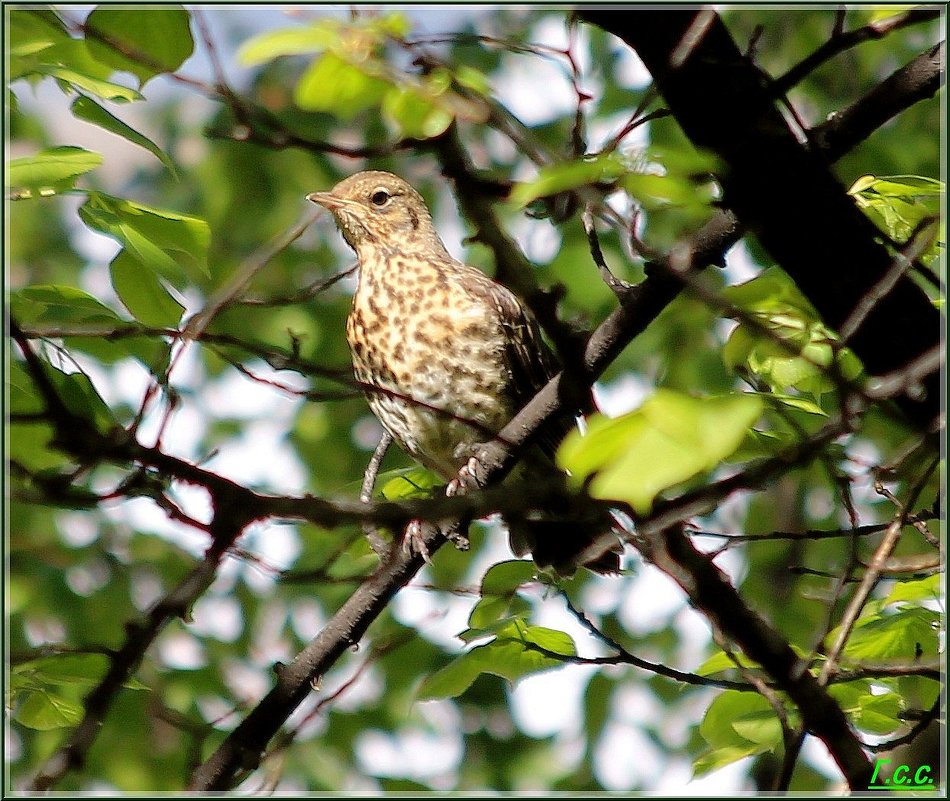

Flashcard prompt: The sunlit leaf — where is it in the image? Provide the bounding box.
[7,146,102,199]
[110,249,186,327]
[79,192,211,286]
[558,390,764,514]
[468,560,537,630]
[39,64,143,102]
[85,5,194,87]
[13,690,83,730]
[294,52,391,118]
[71,95,178,176]
[885,574,941,605]
[829,607,940,663]
[379,466,443,500]
[418,621,575,699]
[511,154,627,206]
[237,22,341,65]
[9,284,124,327]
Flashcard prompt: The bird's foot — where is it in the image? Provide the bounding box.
[402,519,469,557]
[446,456,481,497]
[403,519,433,563]
[445,525,470,552]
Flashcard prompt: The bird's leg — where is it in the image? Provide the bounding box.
[401,518,469,560]
[446,456,482,497]
[442,454,481,551]
[402,519,435,563]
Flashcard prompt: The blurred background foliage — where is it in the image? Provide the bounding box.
[6,5,944,793]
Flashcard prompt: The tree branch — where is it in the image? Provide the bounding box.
[580,9,942,432]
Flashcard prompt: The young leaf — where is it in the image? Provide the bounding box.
[71,95,178,176]
[468,560,538,630]
[84,5,194,87]
[294,52,391,118]
[9,284,124,327]
[110,249,185,327]
[418,621,575,700]
[7,146,103,199]
[237,22,341,65]
[38,64,144,103]
[558,390,764,514]
[13,690,83,730]
[510,154,626,207]
[379,466,443,500]
[79,192,210,286]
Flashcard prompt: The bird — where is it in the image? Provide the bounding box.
[307,171,620,574]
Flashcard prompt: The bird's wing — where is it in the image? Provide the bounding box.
[465,268,574,457]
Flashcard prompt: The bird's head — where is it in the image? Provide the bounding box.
[307,171,447,258]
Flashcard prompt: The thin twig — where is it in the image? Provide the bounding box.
[360,432,394,556]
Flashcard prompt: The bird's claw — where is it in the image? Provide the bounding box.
[403,520,432,564]
[446,456,481,497]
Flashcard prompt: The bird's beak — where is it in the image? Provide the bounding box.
[306,191,354,211]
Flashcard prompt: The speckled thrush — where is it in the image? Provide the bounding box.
[307,171,619,573]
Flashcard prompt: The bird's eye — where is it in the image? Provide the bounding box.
[370,189,391,207]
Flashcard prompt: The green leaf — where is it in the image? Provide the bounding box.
[54,367,117,433]
[623,172,715,209]
[885,575,941,605]
[418,621,576,700]
[13,653,148,691]
[294,52,392,118]
[850,174,944,266]
[558,390,764,514]
[829,607,940,663]
[7,146,103,199]
[722,268,863,395]
[828,681,903,735]
[468,560,538,630]
[693,744,764,777]
[9,284,125,327]
[237,21,341,65]
[110,250,185,327]
[700,690,787,751]
[8,8,71,57]
[695,650,760,677]
[455,64,492,96]
[85,5,194,87]
[382,85,454,139]
[379,466,443,500]
[511,154,626,207]
[13,689,83,730]
[38,64,144,103]
[71,95,178,176]
[79,192,210,286]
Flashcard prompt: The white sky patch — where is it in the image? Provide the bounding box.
[223,659,270,704]
[619,568,685,635]
[240,521,302,574]
[593,373,653,417]
[612,40,653,90]
[329,663,385,714]
[799,735,842,785]
[158,628,207,670]
[65,559,111,597]
[392,579,474,651]
[722,238,762,285]
[492,48,576,128]
[290,597,328,642]
[191,595,244,642]
[586,109,653,156]
[594,716,666,789]
[510,662,597,738]
[355,724,463,781]
[56,511,100,548]
[508,214,563,265]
